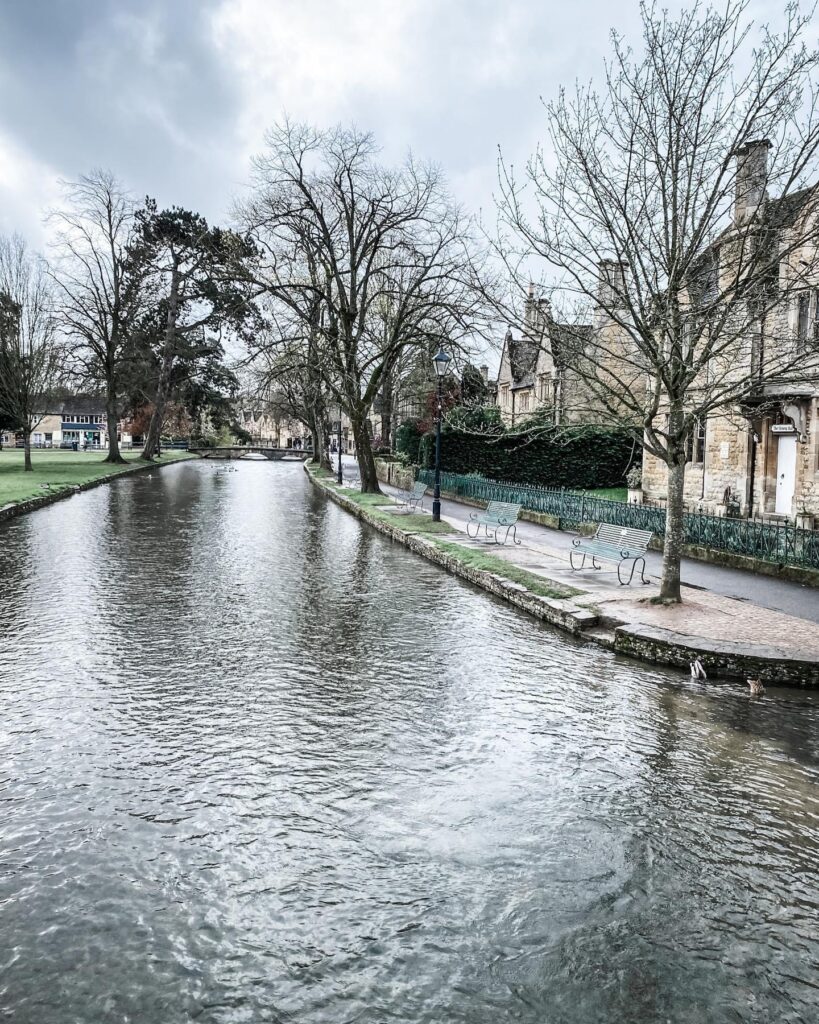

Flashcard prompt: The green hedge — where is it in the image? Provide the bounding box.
[418,425,638,489]
[395,419,425,465]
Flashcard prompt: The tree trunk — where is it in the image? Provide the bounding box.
[658,457,686,603]
[23,430,32,472]
[140,353,173,461]
[141,266,180,461]
[103,386,125,464]
[352,414,381,493]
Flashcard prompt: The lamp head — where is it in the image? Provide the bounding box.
[432,347,451,379]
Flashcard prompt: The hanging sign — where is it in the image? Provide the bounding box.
[771,423,796,434]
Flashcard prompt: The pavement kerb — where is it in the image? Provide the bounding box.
[0,454,198,524]
[308,465,819,688]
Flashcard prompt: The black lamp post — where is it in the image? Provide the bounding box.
[431,346,451,522]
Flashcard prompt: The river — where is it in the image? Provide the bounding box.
[1,460,817,1023]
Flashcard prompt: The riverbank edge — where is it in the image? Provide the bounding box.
[308,465,819,687]
[0,454,198,524]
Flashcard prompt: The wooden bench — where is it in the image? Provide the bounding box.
[467,501,522,545]
[570,523,653,585]
[395,479,427,512]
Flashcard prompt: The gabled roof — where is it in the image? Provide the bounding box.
[549,322,592,368]
[61,395,106,416]
[507,334,539,388]
[766,185,816,229]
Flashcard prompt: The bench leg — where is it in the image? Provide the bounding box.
[569,550,586,571]
[617,557,649,585]
[637,557,650,584]
[511,524,521,546]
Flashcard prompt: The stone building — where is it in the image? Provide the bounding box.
[640,140,819,520]
[495,285,592,427]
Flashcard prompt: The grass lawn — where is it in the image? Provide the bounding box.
[431,539,582,600]
[575,487,627,502]
[339,486,455,533]
[0,449,194,507]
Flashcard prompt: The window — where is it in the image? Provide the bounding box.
[538,374,550,402]
[519,393,530,413]
[813,289,819,344]
[797,291,811,346]
[687,419,707,464]
[501,386,510,408]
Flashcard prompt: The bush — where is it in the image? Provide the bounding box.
[418,424,639,490]
[395,418,424,464]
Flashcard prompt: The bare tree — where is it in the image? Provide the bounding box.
[240,121,487,492]
[498,1,819,601]
[246,305,333,470]
[0,235,63,471]
[49,171,143,463]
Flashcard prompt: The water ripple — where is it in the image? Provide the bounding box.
[0,461,817,1023]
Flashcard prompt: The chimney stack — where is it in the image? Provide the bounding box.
[597,260,626,307]
[735,139,771,224]
[479,364,489,381]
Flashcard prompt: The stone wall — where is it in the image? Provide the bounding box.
[374,459,416,491]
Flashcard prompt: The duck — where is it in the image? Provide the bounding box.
[690,659,707,681]
[748,677,765,697]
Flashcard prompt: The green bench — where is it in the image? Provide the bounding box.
[395,479,428,512]
[467,501,522,545]
[570,523,653,585]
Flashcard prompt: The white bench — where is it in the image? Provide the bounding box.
[570,523,653,585]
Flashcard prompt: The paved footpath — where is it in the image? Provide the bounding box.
[368,472,819,658]
[427,489,819,624]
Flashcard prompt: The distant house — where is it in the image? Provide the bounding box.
[495,285,592,427]
[1,396,132,450]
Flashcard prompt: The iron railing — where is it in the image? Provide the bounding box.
[417,469,819,570]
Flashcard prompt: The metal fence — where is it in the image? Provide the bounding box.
[417,469,819,570]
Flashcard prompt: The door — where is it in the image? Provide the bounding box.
[775,434,797,515]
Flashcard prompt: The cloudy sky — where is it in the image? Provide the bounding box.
[0,0,788,254]
[0,0,691,245]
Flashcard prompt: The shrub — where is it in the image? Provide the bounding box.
[395,418,424,464]
[419,424,639,489]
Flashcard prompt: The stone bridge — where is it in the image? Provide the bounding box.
[190,446,312,461]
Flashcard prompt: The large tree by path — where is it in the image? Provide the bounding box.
[241,121,486,493]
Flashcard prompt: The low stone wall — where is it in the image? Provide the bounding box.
[615,624,819,687]
[374,459,416,492]
[0,456,195,525]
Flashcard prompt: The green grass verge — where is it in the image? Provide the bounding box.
[430,539,582,600]
[372,510,455,534]
[339,488,395,506]
[574,487,627,502]
[0,449,195,507]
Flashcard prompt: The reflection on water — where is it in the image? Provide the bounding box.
[0,461,817,1023]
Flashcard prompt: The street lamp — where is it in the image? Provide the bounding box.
[431,346,451,521]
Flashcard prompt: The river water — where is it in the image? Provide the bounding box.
[0,461,817,1023]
